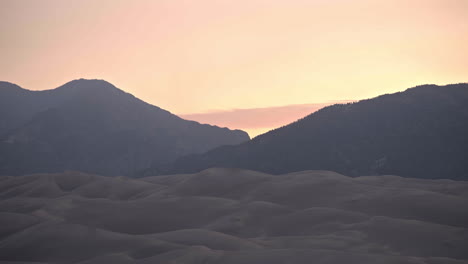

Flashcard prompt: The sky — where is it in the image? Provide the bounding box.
[179,101,354,137]
[1,0,467,137]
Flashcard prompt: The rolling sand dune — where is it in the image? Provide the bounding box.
[1,169,467,263]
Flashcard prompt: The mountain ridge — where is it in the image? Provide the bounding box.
[0,79,249,176]
[151,83,468,180]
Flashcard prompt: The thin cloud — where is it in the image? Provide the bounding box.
[180,100,353,130]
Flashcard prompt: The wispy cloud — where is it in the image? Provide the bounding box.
[180,100,353,137]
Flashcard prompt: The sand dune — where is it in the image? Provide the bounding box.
[1,169,467,263]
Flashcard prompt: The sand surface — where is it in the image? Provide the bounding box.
[1,169,467,263]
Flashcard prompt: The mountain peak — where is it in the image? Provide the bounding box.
[57,78,119,91]
[69,78,114,85]
[0,81,27,92]
[0,79,250,176]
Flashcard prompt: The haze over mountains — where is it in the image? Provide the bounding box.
[156,83,468,180]
[0,79,249,176]
[1,169,467,264]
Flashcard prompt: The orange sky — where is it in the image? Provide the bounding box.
[1,0,467,137]
[180,101,354,137]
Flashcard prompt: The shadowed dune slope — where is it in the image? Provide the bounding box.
[1,169,467,263]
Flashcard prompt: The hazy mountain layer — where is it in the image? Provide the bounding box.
[158,83,468,180]
[1,169,467,263]
[0,79,249,176]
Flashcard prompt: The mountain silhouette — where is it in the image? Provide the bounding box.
[0,79,249,176]
[155,83,468,179]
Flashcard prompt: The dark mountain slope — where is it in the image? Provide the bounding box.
[0,79,249,176]
[159,83,468,179]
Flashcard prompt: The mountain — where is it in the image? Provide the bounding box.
[1,169,467,263]
[155,83,468,179]
[0,79,249,176]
